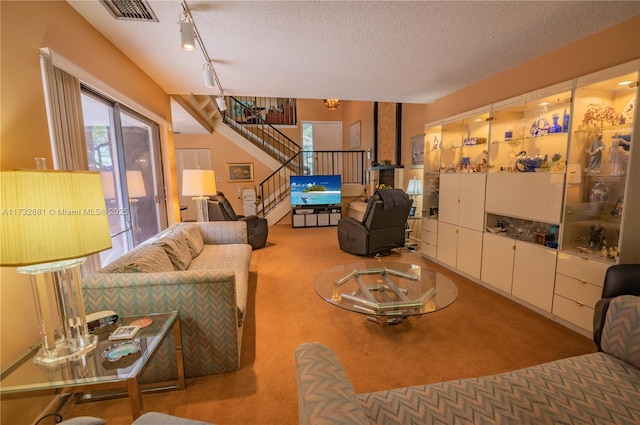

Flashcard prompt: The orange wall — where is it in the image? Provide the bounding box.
[0,4,175,421]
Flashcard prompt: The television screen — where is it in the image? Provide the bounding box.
[290,175,341,206]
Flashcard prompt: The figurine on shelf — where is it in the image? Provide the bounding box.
[588,224,605,249]
[585,133,605,175]
[609,133,631,176]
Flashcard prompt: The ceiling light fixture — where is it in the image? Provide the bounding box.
[216,96,227,112]
[180,1,226,105]
[324,99,341,110]
[179,17,195,51]
[203,63,215,88]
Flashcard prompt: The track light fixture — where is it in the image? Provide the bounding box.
[180,0,226,99]
[203,63,215,88]
[180,17,195,51]
[216,96,227,112]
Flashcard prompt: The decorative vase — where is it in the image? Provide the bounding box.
[549,115,562,133]
[562,109,570,133]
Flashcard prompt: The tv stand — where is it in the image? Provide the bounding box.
[292,205,341,228]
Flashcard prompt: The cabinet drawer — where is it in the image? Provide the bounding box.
[424,231,438,245]
[555,273,601,309]
[556,253,610,286]
[424,218,438,232]
[553,294,594,333]
[422,244,437,259]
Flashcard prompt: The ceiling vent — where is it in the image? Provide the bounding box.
[100,0,158,22]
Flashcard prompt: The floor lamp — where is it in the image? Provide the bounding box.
[0,170,112,366]
[182,169,217,222]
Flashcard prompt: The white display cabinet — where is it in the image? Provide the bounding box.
[488,84,572,174]
[437,173,486,279]
[560,64,639,264]
[554,61,639,337]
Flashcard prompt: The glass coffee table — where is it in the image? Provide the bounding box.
[314,262,458,325]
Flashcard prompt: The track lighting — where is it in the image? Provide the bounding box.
[203,63,215,88]
[216,96,227,112]
[180,20,195,51]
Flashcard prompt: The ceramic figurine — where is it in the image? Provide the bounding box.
[609,133,631,176]
[585,134,605,175]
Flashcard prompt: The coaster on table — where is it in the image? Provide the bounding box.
[130,317,153,328]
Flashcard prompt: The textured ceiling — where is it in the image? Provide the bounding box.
[68,1,639,132]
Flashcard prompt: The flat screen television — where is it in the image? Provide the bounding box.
[290,175,341,207]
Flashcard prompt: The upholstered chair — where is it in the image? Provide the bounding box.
[593,263,640,349]
[337,189,412,256]
[207,192,268,249]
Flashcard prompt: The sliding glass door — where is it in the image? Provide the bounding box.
[81,89,166,266]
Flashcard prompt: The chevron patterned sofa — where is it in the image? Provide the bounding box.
[82,221,251,378]
[295,294,640,424]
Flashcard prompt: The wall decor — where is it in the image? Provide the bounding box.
[349,120,361,149]
[226,163,254,182]
[410,134,424,169]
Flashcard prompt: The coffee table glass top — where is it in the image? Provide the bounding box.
[314,262,458,321]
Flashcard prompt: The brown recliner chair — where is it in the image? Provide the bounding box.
[207,192,268,249]
[337,189,412,256]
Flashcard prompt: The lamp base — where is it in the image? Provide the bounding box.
[33,334,98,366]
[18,258,98,367]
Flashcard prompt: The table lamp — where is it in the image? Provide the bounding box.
[406,177,423,212]
[182,169,216,222]
[0,170,112,366]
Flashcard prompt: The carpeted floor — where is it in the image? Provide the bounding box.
[64,219,596,424]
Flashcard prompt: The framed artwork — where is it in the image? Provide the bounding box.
[226,163,254,182]
[349,121,361,149]
[410,134,424,169]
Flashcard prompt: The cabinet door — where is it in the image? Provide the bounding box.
[456,227,483,279]
[458,174,486,231]
[481,233,515,294]
[437,221,458,269]
[512,242,557,312]
[438,174,459,225]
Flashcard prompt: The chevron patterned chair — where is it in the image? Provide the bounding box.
[58,412,214,425]
[295,267,640,424]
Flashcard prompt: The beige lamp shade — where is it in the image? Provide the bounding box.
[100,171,116,199]
[0,170,112,266]
[406,177,423,196]
[182,169,217,196]
[126,170,147,198]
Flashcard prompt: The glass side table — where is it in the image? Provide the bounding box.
[1,310,185,420]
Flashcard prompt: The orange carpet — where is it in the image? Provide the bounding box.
[63,219,595,424]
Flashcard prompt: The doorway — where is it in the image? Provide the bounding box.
[301,121,342,175]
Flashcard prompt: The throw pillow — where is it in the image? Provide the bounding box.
[153,230,192,270]
[180,224,205,258]
[102,245,175,273]
[601,295,640,368]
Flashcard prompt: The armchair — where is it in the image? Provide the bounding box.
[593,263,640,349]
[337,189,412,256]
[207,192,268,249]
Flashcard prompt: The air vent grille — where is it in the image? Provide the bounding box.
[100,0,158,22]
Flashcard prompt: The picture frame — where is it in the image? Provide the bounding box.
[226,163,254,182]
[349,121,361,149]
[410,134,424,169]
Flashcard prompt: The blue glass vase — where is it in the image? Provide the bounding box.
[549,115,562,133]
[562,110,570,133]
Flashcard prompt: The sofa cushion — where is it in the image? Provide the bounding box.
[600,295,640,368]
[154,228,192,270]
[180,224,205,258]
[100,245,175,273]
